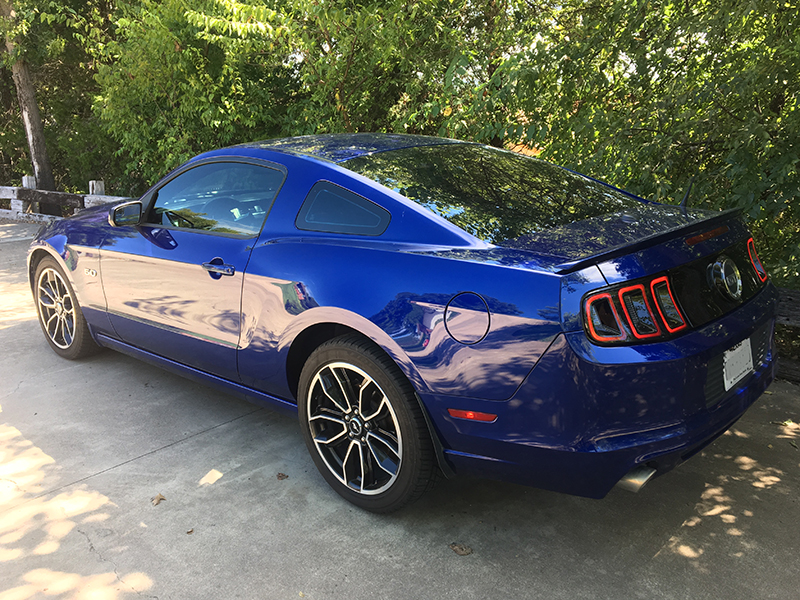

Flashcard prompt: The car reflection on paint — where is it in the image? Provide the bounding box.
[28,133,777,512]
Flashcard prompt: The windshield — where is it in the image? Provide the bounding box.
[342,143,648,244]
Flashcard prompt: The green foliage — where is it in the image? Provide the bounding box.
[94,0,295,185]
[1,0,128,192]
[449,0,800,286]
[178,0,474,136]
[2,0,797,286]
[0,61,28,186]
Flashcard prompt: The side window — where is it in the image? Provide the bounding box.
[147,161,285,236]
[295,181,390,236]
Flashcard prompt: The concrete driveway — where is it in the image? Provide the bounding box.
[1,220,798,600]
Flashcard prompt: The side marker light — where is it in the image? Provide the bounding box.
[447,409,497,423]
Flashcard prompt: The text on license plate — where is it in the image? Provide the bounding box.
[723,337,753,392]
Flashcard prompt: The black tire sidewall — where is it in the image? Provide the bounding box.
[298,337,430,513]
[34,256,96,360]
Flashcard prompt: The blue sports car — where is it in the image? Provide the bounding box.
[28,134,777,512]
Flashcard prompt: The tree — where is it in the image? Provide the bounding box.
[447,0,799,286]
[84,0,799,286]
[1,0,55,193]
[94,0,296,184]
[1,0,130,196]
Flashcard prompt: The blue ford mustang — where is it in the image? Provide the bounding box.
[28,133,777,512]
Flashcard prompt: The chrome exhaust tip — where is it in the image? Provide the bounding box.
[616,466,657,493]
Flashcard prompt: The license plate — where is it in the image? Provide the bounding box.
[723,337,753,391]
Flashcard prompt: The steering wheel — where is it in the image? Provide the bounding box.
[202,197,241,221]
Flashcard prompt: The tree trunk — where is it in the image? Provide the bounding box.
[1,0,59,214]
[8,52,56,192]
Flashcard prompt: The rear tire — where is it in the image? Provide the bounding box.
[298,334,436,513]
[34,256,100,360]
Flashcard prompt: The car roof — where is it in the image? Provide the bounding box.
[235,133,467,163]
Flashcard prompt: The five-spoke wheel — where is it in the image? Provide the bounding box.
[34,257,99,359]
[298,335,436,512]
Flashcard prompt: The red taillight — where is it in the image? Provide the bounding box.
[583,274,687,345]
[618,284,661,339]
[585,293,626,343]
[747,237,768,282]
[447,409,497,422]
[650,276,687,333]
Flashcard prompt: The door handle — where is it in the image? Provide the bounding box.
[202,259,235,277]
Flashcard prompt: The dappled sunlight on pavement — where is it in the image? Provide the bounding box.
[0,221,798,599]
[652,417,793,575]
[0,224,39,243]
[772,418,799,441]
[0,259,36,330]
[0,413,153,599]
[0,569,153,600]
[0,224,39,328]
[0,423,55,511]
[0,300,36,330]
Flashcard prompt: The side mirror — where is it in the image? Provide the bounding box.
[109,201,142,227]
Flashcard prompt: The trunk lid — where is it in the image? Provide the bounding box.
[500,204,742,273]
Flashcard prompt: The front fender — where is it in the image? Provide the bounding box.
[28,226,110,337]
[28,237,75,293]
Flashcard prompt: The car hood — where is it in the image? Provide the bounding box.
[500,204,740,269]
[69,202,120,223]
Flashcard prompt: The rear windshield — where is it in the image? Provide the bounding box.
[342,143,647,244]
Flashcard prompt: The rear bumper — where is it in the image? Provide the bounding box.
[424,283,779,498]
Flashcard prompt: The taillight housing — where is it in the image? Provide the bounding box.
[650,276,688,333]
[747,237,768,282]
[583,274,688,346]
[585,293,627,343]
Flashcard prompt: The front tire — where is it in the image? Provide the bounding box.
[298,335,436,513]
[34,256,100,359]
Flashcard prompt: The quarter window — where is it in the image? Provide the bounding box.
[147,161,285,236]
[295,181,390,236]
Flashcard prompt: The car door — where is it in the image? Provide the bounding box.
[99,159,285,381]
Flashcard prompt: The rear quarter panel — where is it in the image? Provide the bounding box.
[228,147,564,403]
[237,239,563,402]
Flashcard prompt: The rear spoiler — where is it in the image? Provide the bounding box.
[554,207,743,275]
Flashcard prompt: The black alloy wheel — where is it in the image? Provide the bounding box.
[298,334,437,513]
[34,256,100,359]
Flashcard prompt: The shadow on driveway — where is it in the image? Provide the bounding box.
[1,228,798,600]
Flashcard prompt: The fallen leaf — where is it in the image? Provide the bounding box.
[277,473,289,480]
[151,493,166,506]
[187,529,194,535]
[299,593,305,598]
[790,441,798,449]
[449,542,473,556]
